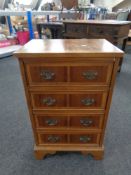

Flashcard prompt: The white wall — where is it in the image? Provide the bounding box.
[0,0,5,9]
[113,0,131,11]
[54,0,61,5]
[94,0,125,11]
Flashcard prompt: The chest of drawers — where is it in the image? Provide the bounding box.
[15,39,123,160]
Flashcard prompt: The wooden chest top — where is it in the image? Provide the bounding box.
[15,39,123,58]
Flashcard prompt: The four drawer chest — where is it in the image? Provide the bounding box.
[15,39,123,160]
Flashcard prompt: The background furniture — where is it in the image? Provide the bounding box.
[63,20,130,44]
[37,22,63,39]
[63,20,131,71]
[15,39,123,160]
[116,10,130,21]
[0,10,62,38]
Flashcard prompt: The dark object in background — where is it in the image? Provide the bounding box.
[90,0,94,3]
[127,10,131,22]
[0,16,6,24]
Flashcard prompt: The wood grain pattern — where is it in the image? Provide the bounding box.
[14,39,123,160]
[34,114,103,129]
[14,39,123,58]
[25,63,113,85]
[30,92,108,109]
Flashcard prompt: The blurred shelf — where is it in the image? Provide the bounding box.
[0,10,79,16]
[0,10,26,16]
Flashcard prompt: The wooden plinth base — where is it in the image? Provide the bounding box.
[34,145,104,160]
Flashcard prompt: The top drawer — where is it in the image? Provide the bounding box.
[25,62,113,85]
[26,65,67,83]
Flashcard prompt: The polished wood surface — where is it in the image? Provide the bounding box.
[15,39,123,57]
[63,19,131,25]
[14,39,123,160]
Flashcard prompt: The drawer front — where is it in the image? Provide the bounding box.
[70,115,103,129]
[66,24,87,34]
[35,114,103,129]
[37,133,99,145]
[70,93,107,108]
[70,64,113,84]
[31,92,107,109]
[26,63,113,85]
[88,26,115,36]
[38,134,67,144]
[35,115,67,128]
[31,94,66,108]
[70,134,99,144]
[26,65,67,84]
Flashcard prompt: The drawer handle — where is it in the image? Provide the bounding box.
[99,30,104,34]
[82,71,98,80]
[45,119,58,126]
[80,136,91,143]
[47,135,60,143]
[40,70,55,80]
[81,98,95,106]
[80,119,93,126]
[42,97,56,106]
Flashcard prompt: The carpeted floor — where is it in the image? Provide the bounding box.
[0,46,131,175]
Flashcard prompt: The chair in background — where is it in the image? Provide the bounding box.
[116,10,129,21]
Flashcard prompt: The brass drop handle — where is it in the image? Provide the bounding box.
[42,97,56,106]
[82,71,98,80]
[80,136,91,143]
[81,98,95,106]
[80,119,93,126]
[45,119,58,126]
[40,70,55,80]
[47,135,60,143]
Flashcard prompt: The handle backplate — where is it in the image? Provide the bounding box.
[47,135,60,143]
[42,97,56,106]
[40,70,55,80]
[80,136,91,143]
[82,71,98,80]
[45,119,58,126]
[80,118,93,126]
[81,98,95,106]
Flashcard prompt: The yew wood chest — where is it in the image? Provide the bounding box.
[14,39,123,160]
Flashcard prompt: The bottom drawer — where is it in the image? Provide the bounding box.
[70,134,98,144]
[37,133,100,145]
[38,134,67,144]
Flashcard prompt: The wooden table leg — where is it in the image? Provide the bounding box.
[118,38,128,72]
[36,24,42,39]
